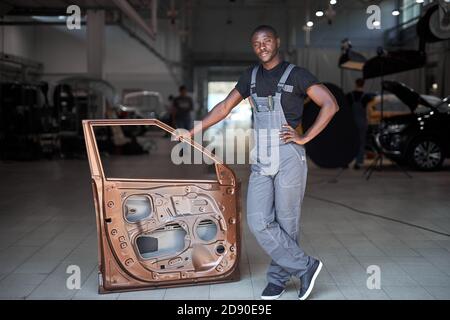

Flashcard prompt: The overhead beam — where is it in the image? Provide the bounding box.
[112,0,156,40]
[4,7,115,16]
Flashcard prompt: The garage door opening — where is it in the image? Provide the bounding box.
[206,82,253,161]
[207,81,252,128]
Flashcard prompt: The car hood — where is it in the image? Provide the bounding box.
[382,113,416,125]
[382,81,436,112]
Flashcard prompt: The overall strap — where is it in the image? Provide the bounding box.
[250,65,260,95]
[276,64,295,93]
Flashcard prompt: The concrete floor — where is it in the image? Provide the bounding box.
[1,139,450,300]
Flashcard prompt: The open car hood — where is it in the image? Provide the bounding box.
[382,80,436,112]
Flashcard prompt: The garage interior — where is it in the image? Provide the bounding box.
[0,0,450,300]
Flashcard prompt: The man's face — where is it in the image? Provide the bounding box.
[251,31,280,64]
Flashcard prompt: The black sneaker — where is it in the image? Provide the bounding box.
[261,283,285,300]
[298,259,323,300]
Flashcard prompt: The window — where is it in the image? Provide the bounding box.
[400,0,430,28]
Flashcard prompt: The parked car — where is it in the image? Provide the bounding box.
[374,81,450,170]
[367,93,412,126]
[118,91,165,120]
[116,91,167,136]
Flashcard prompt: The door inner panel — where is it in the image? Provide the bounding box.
[83,119,241,293]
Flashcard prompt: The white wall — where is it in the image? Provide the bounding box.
[0,25,37,60]
[0,19,181,101]
[35,25,87,74]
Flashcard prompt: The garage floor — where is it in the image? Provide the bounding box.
[1,145,450,300]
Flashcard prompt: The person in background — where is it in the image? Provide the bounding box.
[173,85,194,130]
[346,78,372,170]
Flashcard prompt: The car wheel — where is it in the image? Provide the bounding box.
[407,138,444,171]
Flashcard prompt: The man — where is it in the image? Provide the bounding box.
[173,85,194,130]
[346,78,372,170]
[178,25,338,300]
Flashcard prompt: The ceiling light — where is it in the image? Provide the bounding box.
[316,11,324,17]
[416,0,424,3]
[330,0,337,5]
[373,20,380,27]
[306,21,314,27]
[392,10,400,16]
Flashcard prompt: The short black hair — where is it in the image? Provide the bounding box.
[251,25,278,39]
[355,78,365,87]
[179,85,187,92]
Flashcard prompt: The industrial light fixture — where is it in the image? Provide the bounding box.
[316,10,324,17]
[338,38,367,71]
[392,10,400,16]
[330,0,337,5]
[306,21,314,27]
[416,0,424,3]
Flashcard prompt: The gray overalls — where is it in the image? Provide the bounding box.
[247,64,313,287]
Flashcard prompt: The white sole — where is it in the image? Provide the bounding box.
[261,289,285,300]
[299,261,323,301]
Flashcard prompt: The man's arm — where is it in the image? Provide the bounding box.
[280,84,339,145]
[182,89,243,138]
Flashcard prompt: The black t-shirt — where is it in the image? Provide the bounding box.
[235,61,320,128]
[173,95,193,117]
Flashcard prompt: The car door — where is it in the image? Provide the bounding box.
[83,119,241,293]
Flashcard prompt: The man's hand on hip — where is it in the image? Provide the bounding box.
[279,124,310,145]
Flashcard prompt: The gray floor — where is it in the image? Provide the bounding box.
[1,150,450,300]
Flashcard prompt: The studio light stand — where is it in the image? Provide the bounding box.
[364,48,412,180]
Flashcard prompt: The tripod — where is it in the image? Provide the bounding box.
[364,75,412,180]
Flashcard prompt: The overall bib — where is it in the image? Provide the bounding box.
[246,64,313,287]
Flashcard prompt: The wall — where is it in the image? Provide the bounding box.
[0,19,181,101]
[190,1,398,57]
[0,25,36,60]
[191,4,291,61]
[297,1,397,49]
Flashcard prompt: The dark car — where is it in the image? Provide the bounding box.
[375,81,450,171]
